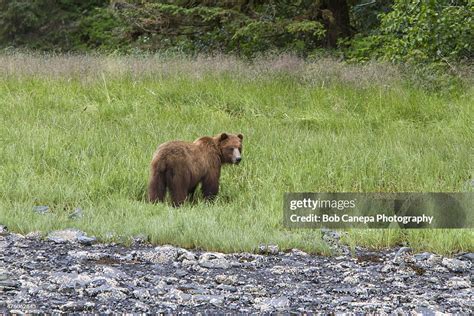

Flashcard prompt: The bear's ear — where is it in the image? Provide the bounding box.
[237,133,243,140]
[219,133,229,142]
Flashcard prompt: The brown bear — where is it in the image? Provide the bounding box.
[148,132,243,207]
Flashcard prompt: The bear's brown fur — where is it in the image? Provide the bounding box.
[148,133,243,207]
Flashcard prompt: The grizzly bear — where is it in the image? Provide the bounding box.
[148,133,243,207]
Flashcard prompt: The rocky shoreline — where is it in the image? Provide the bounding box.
[0,227,472,314]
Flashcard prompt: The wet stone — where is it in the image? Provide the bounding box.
[199,252,230,269]
[32,206,49,214]
[0,225,8,236]
[442,258,471,272]
[0,234,472,313]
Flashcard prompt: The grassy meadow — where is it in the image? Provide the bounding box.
[0,53,472,255]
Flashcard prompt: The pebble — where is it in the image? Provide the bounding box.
[0,225,8,236]
[414,252,434,261]
[0,233,471,313]
[459,252,474,262]
[68,208,84,219]
[442,258,472,272]
[32,206,49,214]
[199,252,230,269]
[215,274,237,285]
[47,229,94,244]
[393,247,412,263]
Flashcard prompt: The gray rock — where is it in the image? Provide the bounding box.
[32,205,49,214]
[396,247,412,256]
[0,279,20,291]
[199,252,230,269]
[96,290,128,301]
[267,244,279,254]
[243,284,267,296]
[140,245,178,264]
[0,231,473,314]
[258,244,279,255]
[193,295,225,305]
[175,269,188,277]
[458,252,474,262]
[84,302,95,309]
[257,296,290,311]
[321,228,342,240]
[68,208,84,219]
[269,265,298,275]
[414,252,434,261]
[86,284,128,297]
[465,179,474,189]
[77,235,97,246]
[343,275,359,285]
[332,287,356,294]
[60,301,85,312]
[217,284,237,292]
[134,301,150,312]
[447,277,471,289]
[415,307,437,316]
[25,231,42,239]
[289,248,308,256]
[182,259,198,267]
[47,229,94,244]
[132,289,151,300]
[51,272,94,289]
[215,274,237,285]
[131,234,148,245]
[340,296,354,304]
[381,263,396,273]
[393,247,412,263]
[67,250,111,261]
[0,225,8,236]
[258,244,267,253]
[442,258,472,272]
[177,249,196,261]
[427,277,439,283]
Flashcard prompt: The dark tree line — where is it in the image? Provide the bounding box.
[0,0,472,62]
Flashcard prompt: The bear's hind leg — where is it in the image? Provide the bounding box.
[170,187,188,207]
[188,185,198,202]
[167,170,190,207]
[148,171,166,203]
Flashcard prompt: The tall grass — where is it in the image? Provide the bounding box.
[0,53,472,254]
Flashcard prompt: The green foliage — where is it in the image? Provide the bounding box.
[0,1,337,56]
[0,0,110,51]
[115,1,328,56]
[348,0,473,63]
[350,0,393,35]
[0,1,47,39]
[1,0,472,67]
[76,7,129,51]
[380,0,473,62]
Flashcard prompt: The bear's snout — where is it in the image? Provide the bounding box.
[235,157,242,164]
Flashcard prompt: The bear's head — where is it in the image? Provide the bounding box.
[216,133,243,164]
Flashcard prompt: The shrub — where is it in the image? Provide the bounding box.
[348,0,473,63]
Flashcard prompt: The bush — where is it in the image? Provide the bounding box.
[348,0,473,63]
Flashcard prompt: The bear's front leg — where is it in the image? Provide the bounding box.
[201,173,219,201]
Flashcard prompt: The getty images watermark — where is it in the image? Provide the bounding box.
[283,193,473,229]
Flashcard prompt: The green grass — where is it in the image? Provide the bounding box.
[0,54,473,255]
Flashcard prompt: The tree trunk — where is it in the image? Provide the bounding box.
[323,0,351,48]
